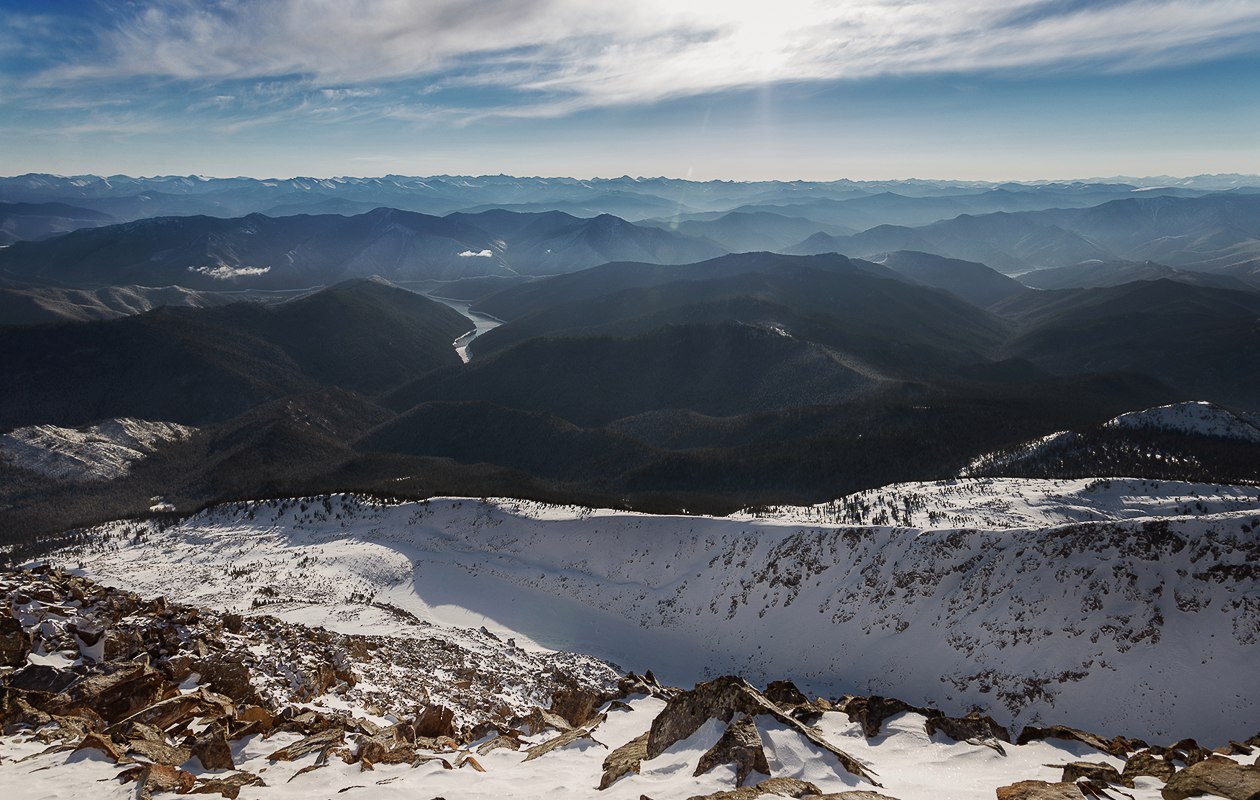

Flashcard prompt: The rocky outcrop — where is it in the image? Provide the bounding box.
[522,713,607,762]
[1017,725,1135,757]
[995,780,1084,799]
[694,714,771,787]
[550,685,605,727]
[649,676,876,785]
[924,712,1011,752]
[840,696,936,738]
[1122,751,1176,783]
[1161,756,1260,800]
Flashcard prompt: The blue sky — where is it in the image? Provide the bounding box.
[2,0,1259,180]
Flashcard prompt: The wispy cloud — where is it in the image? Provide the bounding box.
[10,0,1260,122]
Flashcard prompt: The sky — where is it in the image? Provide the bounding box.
[1,0,1259,181]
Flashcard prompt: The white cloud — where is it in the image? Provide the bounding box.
[24,0,1260,118]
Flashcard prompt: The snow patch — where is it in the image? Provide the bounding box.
[0,418,196,481]
[1105,401,1260,442]
[187,264,271,279]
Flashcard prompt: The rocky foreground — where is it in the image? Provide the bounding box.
[2,567,1258,800]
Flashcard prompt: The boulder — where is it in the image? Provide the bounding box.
[1123,752,1176,784]
[194,656,261,706]
[764,681,809,709]
[7,664,79,694]
[74,731,125,762]
[550,686,604,727]
[599,732,648,790]
[694,714,770,788]
[0,614,31,667]
[415,704,456,738]
[510,706,572,736]
[46,664,172,724]
[1161,756,1260,800]
[995,780,1084,799]
[221,614,244,634]
[191,723,235,770]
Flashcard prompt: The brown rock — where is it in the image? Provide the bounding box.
[684,777,821,800]
[1123,751,1176,783]
[193,657,260,706]
[1161,756,1260,800]
[109,688,235,733]
[511,706,572,736]
[191,723,235,770]
[995,780,1084,799]
[189,771,266,799]
[74,731,125,762]
[550,686,604,727]
[694,714,770,788]
[765,681,809,709]
[415,704,456,738]
[599,732,648,790]
[1166,738,1212,766]
[7,664,78,694]
[103,628,146,661]
[222,614,244,634]
[0,614,32,667]
[46,664,173,725]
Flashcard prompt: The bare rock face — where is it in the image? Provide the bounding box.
[1161,756,1260,800]
[995,780,1084,800]
[694,714,771,788]
[193,656,261,707]
[1122,751,1176,784]
[0,613,31,667]
[415,704,456,738]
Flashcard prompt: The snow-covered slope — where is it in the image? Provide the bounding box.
[0,417,195,480]
[1104,401,1260,442]
[47,478,1260,743]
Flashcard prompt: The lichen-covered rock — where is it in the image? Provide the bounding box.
[1161,756,1260,800]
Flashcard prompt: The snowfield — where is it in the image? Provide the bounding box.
[46,477,1260,744]
[1104,401,1260,442]
[0,417,196,480]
